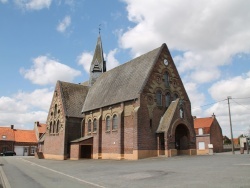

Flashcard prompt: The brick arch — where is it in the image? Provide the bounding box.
[175,124,190,150]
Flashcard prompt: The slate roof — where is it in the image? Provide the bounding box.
[14,130,37,143]
[82,44,164,112]
[59,81,89,118]
[194,117,214,128]
[156,99,179,133]
[0,127,15,141]
[71,135,93,143]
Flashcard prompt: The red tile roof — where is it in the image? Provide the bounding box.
[194,117,214,128]
[0,127,15,141]
[37,123,47,134]
[14,130,38,143]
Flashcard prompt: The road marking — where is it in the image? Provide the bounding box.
[19,158,106,188]
[234,164,250,166]
[0,166,11,188]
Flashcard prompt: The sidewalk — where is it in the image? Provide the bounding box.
[0,158,11,188]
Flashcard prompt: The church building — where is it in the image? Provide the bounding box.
[42,35,197,160]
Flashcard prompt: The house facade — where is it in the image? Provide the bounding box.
[43,35,197,160]
[0,125,38,156]
[0,125,15,152]
[194,114,223,155]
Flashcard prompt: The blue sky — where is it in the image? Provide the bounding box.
[0,0,250,138]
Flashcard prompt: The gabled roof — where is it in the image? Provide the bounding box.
[0,127,15,141]
[156,99,180,133]
[14,130,37,143]
[37,123,47,134]
[194,117,214,128]
[82,44,164,112]
[59,81,89,118]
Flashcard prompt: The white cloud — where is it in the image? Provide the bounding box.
[204,71,250,136]
[20,55,81,85]
[0,88,53,129]
[14,88,53,111]
[105,48,120,71]
[184,82,205,116]
[209,72,250,100]
[57,15,71,33]
[0,0,8,4]
[77,51,93,73]
[77,49,120,73]
[120,0,250,83]
[15,0,52,10]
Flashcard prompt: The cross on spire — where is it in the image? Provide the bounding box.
[99,24,101,34]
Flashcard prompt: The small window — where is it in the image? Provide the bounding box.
[93,119,97,132]
[165,93,171,107]
[164,72,169,87]
[88,120,92,133]
[198,142,205,150]
[198,128,203,135]
[149,119,152,129]
[156,90,162,106]
[54,104,57,117]
[112,114,118,130]
[106,116,110,131]
[31,147,36,154]
[2,135,6,139]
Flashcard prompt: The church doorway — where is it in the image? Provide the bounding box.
[158,133,165,155]
[175,124,190,155]
[80,145,92,159]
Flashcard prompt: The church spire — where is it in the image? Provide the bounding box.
[89,34,106,86]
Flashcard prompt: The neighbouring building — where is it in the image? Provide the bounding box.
[194,114,223,155]
[43,35,197,160]
[0,125,38,156]
[0,125,15,152]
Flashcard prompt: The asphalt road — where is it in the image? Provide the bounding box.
[0,152,250,188]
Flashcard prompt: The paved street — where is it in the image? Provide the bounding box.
[0,152,250,188]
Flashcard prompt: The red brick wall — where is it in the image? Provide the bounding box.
[0,141,14,152]
[210,119,223,152]
[196,136,210,149]
[44,129,66,156]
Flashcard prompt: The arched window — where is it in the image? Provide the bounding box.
[180,107,184,118]
[106,116,110,131]
[156,90,162,106]
[54,104,57,117]
[174,93,179,101]
[88,119,91,133]
[164,72,170,87]
[53,121,56,133]
[56,120,59,133]
[112,114,118,130]
[49,122,52,134]
[165,93,171,107]
[93,119,97,132]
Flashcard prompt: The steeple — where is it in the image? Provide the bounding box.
[89,34,106,86]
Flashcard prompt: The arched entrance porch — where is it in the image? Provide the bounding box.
[175,124,190,155]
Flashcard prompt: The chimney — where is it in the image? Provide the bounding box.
[11,125,14,129]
